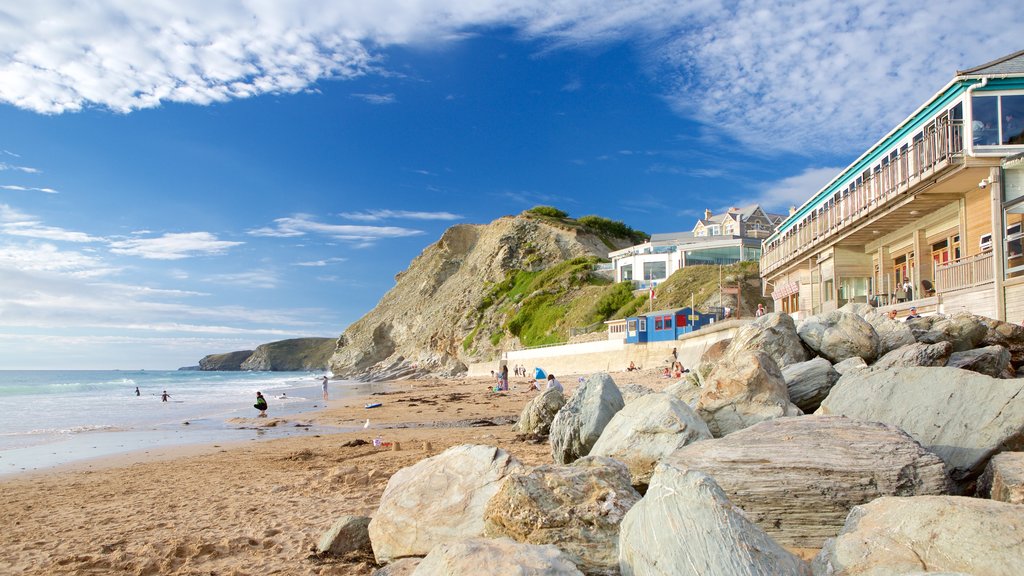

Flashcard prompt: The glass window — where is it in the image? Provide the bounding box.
[621,264,632,281]
[643,261,666,280]
[1002,95,1024,145]
[972,95,999,145]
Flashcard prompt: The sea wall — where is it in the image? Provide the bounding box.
[467,320,746,377]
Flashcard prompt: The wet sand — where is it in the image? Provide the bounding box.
[0,370,674,575]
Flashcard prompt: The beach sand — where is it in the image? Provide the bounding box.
[0,370,673,575]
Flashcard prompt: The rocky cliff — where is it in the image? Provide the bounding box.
[241,338,335,371]
[198,350,254,371]
[328,213,638,381]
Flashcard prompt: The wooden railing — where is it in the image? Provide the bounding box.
[761,117,964,276]
[934,252,994,292]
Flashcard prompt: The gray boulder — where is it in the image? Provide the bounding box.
[667,416,948,549]
[797,311,880,364]
[484,455,641,575]
[780,357,840,412]
[979,315,1024,367]
[513,388,565,436]
[816,366,1024,491]
[411,537,583,576]
[813,496,1024,576]
[696,350,802,437]
[618,464,811,576]
[916,312,988,352]
[871,341,952,371]
[368,444,525,562]
[724,312,810,369]
[317,515,372,557]
[590,393,712,488]
[619,383,655,403]
[372,558,422,576]
[946,344,1012,378]
[550,372,625,464]
[840,302,917,356]
[977,451,1024,504]
[832,356,867,375]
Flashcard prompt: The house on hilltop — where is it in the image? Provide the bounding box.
[760,49,1024,321]
[610,204,782,288]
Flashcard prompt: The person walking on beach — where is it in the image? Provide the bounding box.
[254,391,268,417]
[161,390,170,402]
[321,375,329,401]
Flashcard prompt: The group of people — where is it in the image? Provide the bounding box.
[888,306,922,322]
[492,364,564,394]
[661,361,687,378]
[509,364,529,377]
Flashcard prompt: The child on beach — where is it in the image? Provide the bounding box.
[254,392,268,417]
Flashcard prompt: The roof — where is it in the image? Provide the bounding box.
[634,307,694,318]
[649,231,695,243]
[957,49,1024,76]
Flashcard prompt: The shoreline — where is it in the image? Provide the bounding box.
[0,369,669,576]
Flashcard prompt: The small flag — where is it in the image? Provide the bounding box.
[650,287,656,300]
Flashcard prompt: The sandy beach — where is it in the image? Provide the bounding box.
[0,369,668,575]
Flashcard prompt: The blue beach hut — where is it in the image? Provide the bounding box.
[624,307,712,344]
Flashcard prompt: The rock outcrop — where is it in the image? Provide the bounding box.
[197,350,254,371]
[797,310,879,364]
[813,496,1024,576]
[328,214,635,380]
[589,393,712,488]
[368,445,525,563]
[945,344,1012,377]
[667,416,949,549]
[240,337,335,371]
[512,388,565,437]
[723,312,810,369]
[618,465,811,576]
[696,350,802,437]
[978,451,1024,504]
[317,515,372,557]
[817,366,1024,491]
[549,373,624,464]
[483,456,640,575]
[870,341,952,370]
[780,357,840,413]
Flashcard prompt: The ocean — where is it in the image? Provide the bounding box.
[0,370,375,476]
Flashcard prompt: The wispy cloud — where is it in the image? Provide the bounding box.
[249,214,423,242]
[0,162,40,173]
[0,204,102,243]
[108,232,243,260]
[203,270,280,289]
[0,242,120,278]
[1,184,58,193]
[352,92,397,104]
[0,2,1018,157]
[2,150,21,158]
[744,167,844,212]
[294,257,346,267]
[338,209,462,221]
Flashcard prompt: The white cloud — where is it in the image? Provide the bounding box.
[0,1,1019,156]
[352,92,397,104]
[0,162,40,173]
[1,184,58,193]
[249,214,423,242]
[338,209,462,221]
[203,270,279,289]
[294,257,346,267]
[748,167,844,212]
[108,231,243,260]
[0,242,119,277]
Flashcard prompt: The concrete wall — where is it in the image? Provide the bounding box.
[466,320,746,378]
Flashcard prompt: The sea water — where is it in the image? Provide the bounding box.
[0,370,374,475]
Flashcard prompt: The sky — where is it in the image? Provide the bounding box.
[0,1,1020,370]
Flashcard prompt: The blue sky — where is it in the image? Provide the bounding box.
[0,1,1020,369]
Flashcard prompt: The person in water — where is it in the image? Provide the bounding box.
[254,391,268,417]
[161,390,170,402]
[135,386,140,397]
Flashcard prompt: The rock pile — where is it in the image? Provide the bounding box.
[345,308,1024,575]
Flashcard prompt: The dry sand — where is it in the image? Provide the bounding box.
[0,370,670,576]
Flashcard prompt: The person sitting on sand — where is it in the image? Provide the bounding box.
[254,391,268,417]
[627,361,638,371]
[672,361,683,378]
[545,374,563,393]
[662,367,671,378]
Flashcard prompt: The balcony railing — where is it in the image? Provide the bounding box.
[934,251,993,293]
[761,117,964,277]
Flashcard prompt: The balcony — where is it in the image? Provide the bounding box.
[934,252,994,293]
[761,118,964,277]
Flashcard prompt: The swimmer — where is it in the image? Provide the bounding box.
[161,390,170,402]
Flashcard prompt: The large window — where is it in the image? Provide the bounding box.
[643,261,666,280]
[972,94,1024,146]
[1005,166,1024,278]
[620,264,633,281]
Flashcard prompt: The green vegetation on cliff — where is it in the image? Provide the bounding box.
[524,206,649,245]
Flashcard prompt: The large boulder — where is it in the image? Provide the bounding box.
[780,357,841,413]
[723,312,810,369]
[662,379,702,406]
[696,350,802,437]
[816,366,1024,491]
[797,311,880,364]
[813,496,1024,576]
[946,344,1012,378]
[618,464,811,576]
[916,312,988,352]
[317,515,372,557]
[870,341,952,371]
[513,388,565,436]
[549,372,625,464]
[832,356,867,375]
[589,393,712,488]
[619,384,655,404]
[979,315,1024,367]
[977,451,1024,504]
[368,445,525,562]
[411,538,583,576]
[666,416,948,549]
[484,456,641,575]
[840,302,917,356]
